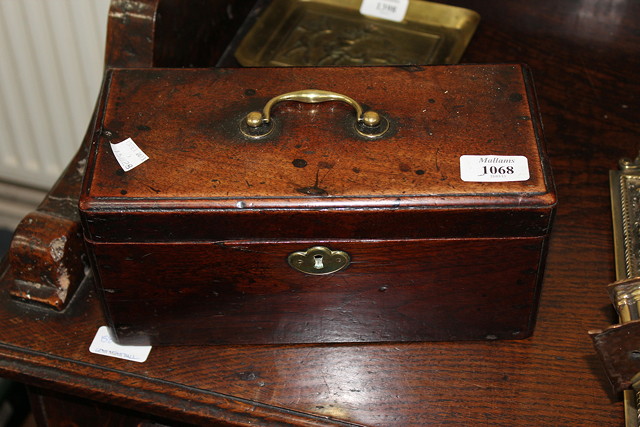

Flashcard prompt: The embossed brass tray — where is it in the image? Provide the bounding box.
[235,0,480,66]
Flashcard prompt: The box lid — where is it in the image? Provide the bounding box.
[80,65,555,242]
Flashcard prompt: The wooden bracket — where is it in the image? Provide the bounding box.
[8,212,87,310]
[590,320,640,393]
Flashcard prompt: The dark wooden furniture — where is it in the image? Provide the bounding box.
[1,0,638,424]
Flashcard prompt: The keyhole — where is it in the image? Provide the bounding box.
[313,254,324,269]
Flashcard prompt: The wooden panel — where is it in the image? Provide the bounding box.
[79,64,555,245]
[153,0,256,68]
[81,205,553,242]
[28,386,179,427]
[81,65,552,204]
[89,236,545,345]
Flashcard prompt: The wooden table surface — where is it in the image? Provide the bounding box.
[1,0,639,425]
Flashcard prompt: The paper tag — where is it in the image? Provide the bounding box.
[89,326,152,363]
[110,137,149,172]
[360,0,409,22]
[460,155,530,182]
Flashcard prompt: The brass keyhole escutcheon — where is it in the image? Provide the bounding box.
[288,246,350,275]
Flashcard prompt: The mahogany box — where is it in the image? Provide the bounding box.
[79,64,556,345]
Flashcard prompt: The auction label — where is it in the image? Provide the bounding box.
[110,137,149,172]
[90,326,152,363]
[460,155,529,182]
[360,0,409,22]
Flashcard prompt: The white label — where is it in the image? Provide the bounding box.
[89,326,152,363]
[110,137,149,172]
[460,155,530,182]
[360,0,409,22]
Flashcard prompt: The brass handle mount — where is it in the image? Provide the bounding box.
[240,89,389,139]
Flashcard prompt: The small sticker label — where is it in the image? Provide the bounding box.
[360,0,409,22]
[460,155,530,182]
[89,326,152,363]
[110,137,149,172]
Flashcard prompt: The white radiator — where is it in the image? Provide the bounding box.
[0,0,110,190]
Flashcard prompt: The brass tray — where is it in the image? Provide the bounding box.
[235,0,480,66]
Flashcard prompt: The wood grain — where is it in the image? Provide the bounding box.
[0,0,638,425]
[82,65,551,204]
[89,237,545,345]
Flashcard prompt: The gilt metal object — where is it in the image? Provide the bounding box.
[288,246,350,275]
[240,89,389,138]
[612,155,640,427]
[235,0,479,67]
[590,154,640,426]
[612,155,640,281]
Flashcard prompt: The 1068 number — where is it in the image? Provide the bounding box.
[482,166,515,175]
